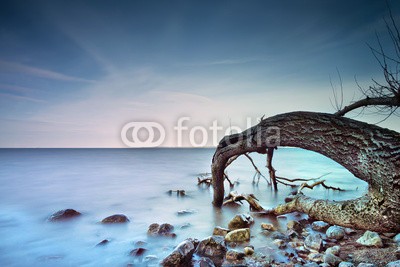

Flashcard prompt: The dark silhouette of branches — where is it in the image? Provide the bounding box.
[335,7,400,119]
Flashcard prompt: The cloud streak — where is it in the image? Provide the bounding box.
[0,60,96,83]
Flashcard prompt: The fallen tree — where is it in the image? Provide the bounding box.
[211,111,400,232]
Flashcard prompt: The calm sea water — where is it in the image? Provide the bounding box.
[0,148,367,267]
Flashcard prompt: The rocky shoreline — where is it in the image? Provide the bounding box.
[48,209,400,267]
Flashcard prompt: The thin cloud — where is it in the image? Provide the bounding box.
[178,57,268,67]
[0,93,46,103]
[0,60,96,83]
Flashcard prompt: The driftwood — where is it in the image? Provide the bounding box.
[212,112,400,232]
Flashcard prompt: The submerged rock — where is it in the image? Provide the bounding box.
[101,214,129,224]
[148,223,176,237]
[96,239,110,246]
[224,249,245,263]
[326,226,345,240]
[192,257,215,267]
[48,209,81,222]
[228,214,254,230]
[308,252,324,263]
[225,228,250,243]
[356,231,383,248]
[130,247,147,257]
[195,235,227,266]
[161,238,199,267]
[357,263,376,267]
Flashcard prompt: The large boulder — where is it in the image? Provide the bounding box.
[356,231,383,248]
[48,209,81,222]
[161,238,199,267]
[194,236,227,267]
[228,214,254,230]
[101,214,129,224]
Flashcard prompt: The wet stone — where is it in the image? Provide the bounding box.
[195,235,227,267]
[48,209,81,222]
[326,226,345,240]
[225,228,250,243]
[228,214,254,230]
[148,223,176,237]
[213,226,230,237]
[101,214,129,224]
[311,221,330,232]
[356,231,383,248]
[304,233,323,252]
[96,239,109,246]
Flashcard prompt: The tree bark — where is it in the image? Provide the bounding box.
[211,111,400,232]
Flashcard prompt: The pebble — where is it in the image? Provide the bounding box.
[326,226,345,240]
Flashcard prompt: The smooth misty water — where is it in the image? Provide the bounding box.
[0,148,367,267]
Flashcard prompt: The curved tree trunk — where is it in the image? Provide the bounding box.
[211,111,400,232]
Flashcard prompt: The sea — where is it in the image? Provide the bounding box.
[0,148,367,267]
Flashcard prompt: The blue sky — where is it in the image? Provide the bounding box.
[0,0,399,147]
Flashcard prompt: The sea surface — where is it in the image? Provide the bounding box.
[0,148,367,267]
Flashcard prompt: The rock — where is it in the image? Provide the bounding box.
[339,262,354,267]
[228,214,254,230]
[326,226,345,240]
[320,264,331,267]
[96,239,109,246]
[225,228,250,242]
[147,223,176,237]
[304,263,319,267]
[394,234,400,244]
[192,257,215,267]
[268,232,288,240]
[326,245,341,256]
[161,238,199,266]
[344,228,357,235]
[130,248,147,257]
[213,226,229,237]
[48,209,81,221]
[177,209,196,216]
[144,255,159,264]
[261,223,276,231]
[287,220,303,233]
[195,236,227,266]
[304,233,323,252]
[324,253,342,267]
[101,214,129,224]
[356,231,383,248]
[357,264,376,267]
[225,249,245,262]
[311,221,330,232]
[387,260,400,267]
[244,246,254,255]
[273,239,286,249]
[308,252,324,263]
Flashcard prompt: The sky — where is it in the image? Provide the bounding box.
[0,0,399,147]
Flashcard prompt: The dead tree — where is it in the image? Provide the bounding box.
[211,112,400,232]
